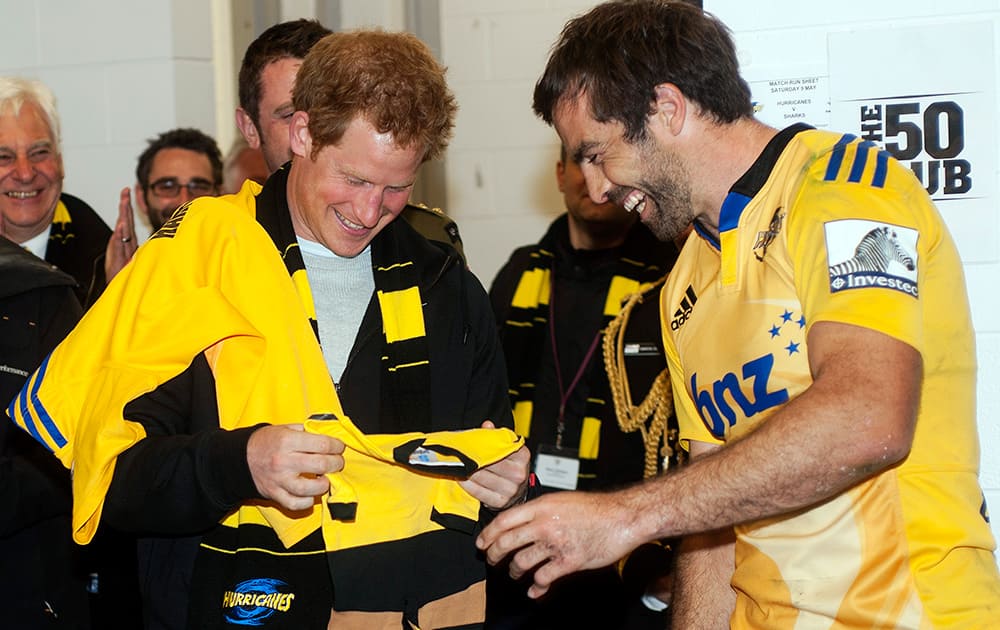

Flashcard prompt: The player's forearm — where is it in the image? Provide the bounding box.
[671,529,736,629]
[624,414,894,545]
[622,340,920,543]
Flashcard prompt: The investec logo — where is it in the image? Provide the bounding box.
[223,578,295,625]
[825,220,919,298]
[670,285,698,330]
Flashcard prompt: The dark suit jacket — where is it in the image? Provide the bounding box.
[44,193,111,308]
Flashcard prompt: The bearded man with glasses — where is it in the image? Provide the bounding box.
[133,127,223,232]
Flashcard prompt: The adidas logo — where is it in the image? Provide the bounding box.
[670,285,698,330]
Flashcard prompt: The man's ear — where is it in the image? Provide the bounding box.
[555,160,567,193]
[235,108,261,150]
[650,83,686,136]
[289,111,311,159]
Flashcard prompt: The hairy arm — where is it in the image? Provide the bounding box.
[669,440,735,629]
[671,529,736,629]
[479,321,922,596]
[628,320,921,539]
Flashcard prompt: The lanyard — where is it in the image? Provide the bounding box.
[548,273,602,449]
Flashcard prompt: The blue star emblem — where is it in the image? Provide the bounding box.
[771,309,805,356]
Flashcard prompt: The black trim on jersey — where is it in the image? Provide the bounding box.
[329,528,486,615]
[730,123,814,200]
[696,123,814,251]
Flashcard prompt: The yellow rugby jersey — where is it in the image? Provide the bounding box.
[662,125,1000,628]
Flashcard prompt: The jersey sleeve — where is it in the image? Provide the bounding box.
[786,163,942,352]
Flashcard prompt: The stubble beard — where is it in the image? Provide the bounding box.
[635,143,694,244]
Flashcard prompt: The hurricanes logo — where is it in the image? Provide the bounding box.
[753,207,784,261]
[222,578,295,625]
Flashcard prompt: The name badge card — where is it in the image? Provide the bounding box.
[533,444,579,490]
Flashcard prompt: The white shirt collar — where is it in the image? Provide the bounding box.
[20,224,52,259]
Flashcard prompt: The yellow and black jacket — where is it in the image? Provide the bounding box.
[8,168,518,629]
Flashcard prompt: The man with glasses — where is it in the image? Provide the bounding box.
[133,128,223,232]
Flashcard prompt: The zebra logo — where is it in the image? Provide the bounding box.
[825,220,919,297]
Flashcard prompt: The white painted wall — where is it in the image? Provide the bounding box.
[0,0,217,240]
[440,0,1000,550]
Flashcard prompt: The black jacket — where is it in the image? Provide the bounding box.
[490,214,677,487]
[0,236,89,628]
[45,193,111,309]
[487,216,678,630]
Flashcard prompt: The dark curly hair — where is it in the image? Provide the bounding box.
[135,128,223,189]
[533,0,751,143]
[237,19,331,131]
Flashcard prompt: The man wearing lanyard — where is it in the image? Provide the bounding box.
[487,145,679,629]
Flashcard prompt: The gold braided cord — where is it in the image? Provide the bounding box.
[602,274,678,479]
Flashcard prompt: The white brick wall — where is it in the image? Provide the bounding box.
[440,0,595,284]
[0,0,217,241]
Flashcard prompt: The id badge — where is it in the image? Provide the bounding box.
[533,444,579,490]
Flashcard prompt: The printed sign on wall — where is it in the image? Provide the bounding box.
[829,21,997,263]
[750,75,831,129]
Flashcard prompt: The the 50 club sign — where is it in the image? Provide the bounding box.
[856,96,971,200]
[830,21,997,262]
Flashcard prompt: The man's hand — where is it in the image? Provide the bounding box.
[247,424,345,511]
[459,420,530,510]
[104,187,138,281]
[476,489,640,599]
